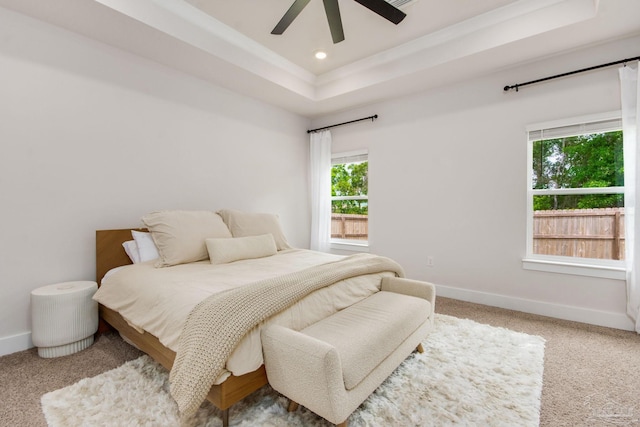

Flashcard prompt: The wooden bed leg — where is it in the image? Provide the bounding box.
[288,400,299,412]
[337,421,348,427]
[416,343,425,353]
[221,408,229,427]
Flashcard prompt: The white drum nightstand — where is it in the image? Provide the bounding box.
[31,281,99,358]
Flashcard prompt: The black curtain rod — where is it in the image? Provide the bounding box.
[504,55,640,92]
[307,114,378,133]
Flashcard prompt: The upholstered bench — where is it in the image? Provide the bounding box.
[261,277,435,427]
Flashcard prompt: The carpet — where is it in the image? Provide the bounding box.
[41,314,545,426]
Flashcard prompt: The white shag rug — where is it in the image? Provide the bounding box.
[41,314,545,427]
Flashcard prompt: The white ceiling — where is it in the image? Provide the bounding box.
[1,0,639,117]
[183,0,519,74]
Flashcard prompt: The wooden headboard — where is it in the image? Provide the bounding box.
[95,228,146,284]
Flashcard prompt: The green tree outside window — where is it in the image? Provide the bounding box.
[532,131,623,210]
[331,161,368,214]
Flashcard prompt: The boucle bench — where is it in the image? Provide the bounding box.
[261,276,435,426]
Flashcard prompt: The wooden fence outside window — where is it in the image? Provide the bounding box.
[333,209,626,260]
[533,208,625,260]
[331,214,368,240]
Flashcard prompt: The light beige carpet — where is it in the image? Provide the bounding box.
[41,314,545,427]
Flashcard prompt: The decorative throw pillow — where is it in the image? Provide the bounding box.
[131,230,160,262]
[141,210,232,267]
[206,234,277,265]
[218,209,291,251]
[122,240,141,264]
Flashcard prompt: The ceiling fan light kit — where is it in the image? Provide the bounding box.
[272,0,407,44]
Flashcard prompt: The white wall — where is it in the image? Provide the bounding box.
[315,35,640,331]
[0,8,310,355]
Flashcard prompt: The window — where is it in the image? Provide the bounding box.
[524,112,626,279]
[331,150,368,246]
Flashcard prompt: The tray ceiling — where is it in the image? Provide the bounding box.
[1,0,639,117]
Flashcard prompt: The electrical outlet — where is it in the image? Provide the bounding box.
[426,256,434,267]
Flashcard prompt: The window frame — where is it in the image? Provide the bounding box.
[523,111,626,280]
[330,149,369,252]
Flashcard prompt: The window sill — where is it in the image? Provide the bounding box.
[522,257,626,280]
[330,240,370,253]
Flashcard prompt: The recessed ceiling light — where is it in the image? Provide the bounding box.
[314,50,327,60]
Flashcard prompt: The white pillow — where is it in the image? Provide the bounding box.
[132,230,159,262]
[206,234,278,265]
[218,209,291,251]
[122,240,141,264]
[142,210,232,267]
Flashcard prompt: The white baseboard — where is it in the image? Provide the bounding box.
[436,284,635,331]
[0,332,33,357]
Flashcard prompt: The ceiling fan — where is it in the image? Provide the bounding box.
[271,0,407,44]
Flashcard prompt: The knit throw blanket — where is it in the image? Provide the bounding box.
[169,253,405,416]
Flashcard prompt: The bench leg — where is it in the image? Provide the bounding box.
[337,421,348,427]
[416,343,425,353]
[288,400,299,412]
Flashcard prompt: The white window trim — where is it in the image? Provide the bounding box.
[524,111,626,280]
[330,240,371,252]
[331,149,369,251]
[522,257,626,280]
[332,149,368,165]
[332,195,369,201]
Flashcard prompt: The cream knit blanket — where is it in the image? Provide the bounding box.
[169,253,404,416]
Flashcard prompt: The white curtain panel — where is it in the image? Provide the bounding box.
[620,63,640,333]
[310,130,332,252]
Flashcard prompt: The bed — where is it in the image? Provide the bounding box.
[94,210,404,425]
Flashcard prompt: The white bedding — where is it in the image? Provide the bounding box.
[93,249,391,383]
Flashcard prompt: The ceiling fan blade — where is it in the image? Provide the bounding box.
[271,0,312,35]
[353,0,406,25]
[323,0,345,43]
